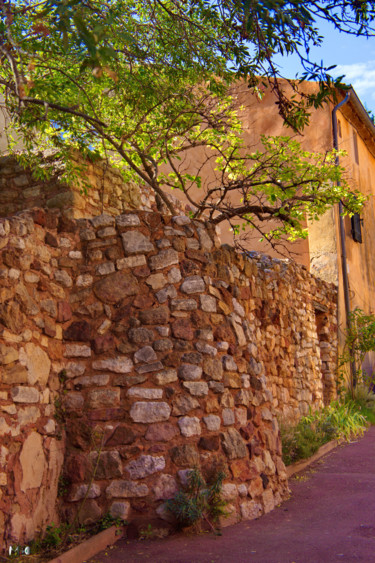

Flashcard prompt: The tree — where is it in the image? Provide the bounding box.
[0,1,372,247]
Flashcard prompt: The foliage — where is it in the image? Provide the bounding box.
[166,468,228,534]
[346,383,375,425]
[339,308,375,398]
[0,1,372,247]
[280,400,368,465]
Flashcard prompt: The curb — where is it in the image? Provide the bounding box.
[48,525,123,563]
[286,439,339,478]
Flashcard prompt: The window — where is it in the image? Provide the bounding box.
[351,213,362,243]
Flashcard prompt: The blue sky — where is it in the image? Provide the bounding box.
[274,19,375,112]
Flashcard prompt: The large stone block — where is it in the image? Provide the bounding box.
[125,455,165,479]
[122,231,154,254]
[21,343,51,386]
[106,480,149,498]
[149,249,179,271]
[221,428,247,460]
[11,386,39,403]
[94,271,139,303]
[130,402,171,423]
[92,357,133,373]
[20,432,45,491]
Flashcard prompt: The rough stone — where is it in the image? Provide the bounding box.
[199,435,220,451]
[106,480,149,498]
[127,387,163,400]
[64,321,91,341]
[146,273,167,290]
[54,270,73,288]
[88,388,120,408]
[172,318,194,340]
[156,285,177,303]
[223,355,238,372]
[139,306,170,325]
[221,483,239,502]
[40,299,58,318]
[170,445,199,467]
[125,455,165,479]
[171,298,197,311]
[92,358,133,373]
[94,271,139,303]
[128,327,154,344]
[145,423,179,442]
[153,339,173,352]
[136,361,164,374]
[68,483,101,501]
[194,343,216,358]
[203,415,221,431]
[178,416,201,437]
[122,231,154,254]
[89,451,123,479]
[231,459,258,481]
[19,432,45,491]
[134,346,158,364]
[96,262,115,276]
[91,214,115,228]
[153,474,178,500]
[106,425,141,446]
[167,267,182,283]
[178,364,203,381]
[2,364,28,384]
[221,428,247,459]
[117,255,146,269]
[172,395,200,415]
[180,276,205,294]
[200,295,217,312]
[202,357,223,381]
[240,500,262,520]
[182,381,209,397]
[130,402,171,423]
[64,344,91,357]
[222,408,235,426]
[11,386,39,403]
[149,249,179,271]
[109,501,131,520]
[116,214,141,228]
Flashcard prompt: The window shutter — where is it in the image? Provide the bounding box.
[351,213,362,243]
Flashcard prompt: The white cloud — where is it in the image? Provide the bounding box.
[334,61,375,101]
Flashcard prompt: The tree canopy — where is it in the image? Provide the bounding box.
[0,0,373,248]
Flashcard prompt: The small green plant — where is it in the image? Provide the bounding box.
[97,513,125,531]
[348,384,375,425]
[57,474,70,498]
[280,400,368,466]
[53,397,66,424]
[30,522,69,555]
[139,524,155,540]
[166,468,227,534]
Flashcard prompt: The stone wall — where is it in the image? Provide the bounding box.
[0,208,337,550]
[0,155,158,219]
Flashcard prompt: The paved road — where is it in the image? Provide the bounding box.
[89,426,375,563]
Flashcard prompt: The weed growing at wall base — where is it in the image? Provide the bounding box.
[280,401,368,466]
[166,469,228,535]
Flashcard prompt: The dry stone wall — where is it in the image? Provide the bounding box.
[0,207,337,550]
[0,155,159,219]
